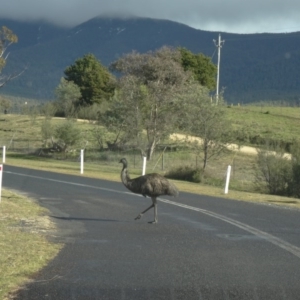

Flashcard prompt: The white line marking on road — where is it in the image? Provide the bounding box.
[5,170,300,259]
[5,170,131,194]
[158,198,300,259]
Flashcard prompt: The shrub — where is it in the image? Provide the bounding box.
[256,140,300,198]
[99,152,111,161]
[289,142,300,197]
[54,120,81,153]
[165,166,203,183]
[255,148,293,196]
[41,119,53,146]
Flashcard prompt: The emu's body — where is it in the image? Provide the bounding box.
[119,158,179,223]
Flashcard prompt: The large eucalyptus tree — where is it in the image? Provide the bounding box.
[109,46,192,160]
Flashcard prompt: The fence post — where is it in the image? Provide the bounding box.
[142,156,147,175]
[80,149,84,174]
[2,146,6,163]
[224,165,231,194]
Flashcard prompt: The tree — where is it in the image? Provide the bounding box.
[54,77,81,117]
[92,125,109,151]
[64,54,115,106]
[97,90,130,150]
[0,26,24,87]
[183,83,233,170]
[179,48,217,90]
[109,46,192,160]
[109,76,149,153]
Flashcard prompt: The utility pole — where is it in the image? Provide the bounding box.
[213,34,225,104]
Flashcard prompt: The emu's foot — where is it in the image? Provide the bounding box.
[148,220,158,224]
[135,214,143,220]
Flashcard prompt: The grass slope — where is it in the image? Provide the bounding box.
[0,189,62,299]
[228,105,300,146]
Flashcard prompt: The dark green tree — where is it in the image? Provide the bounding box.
[179,48,217,90]
[64,54,115,106]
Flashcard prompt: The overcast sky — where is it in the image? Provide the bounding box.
[1,0,300,34]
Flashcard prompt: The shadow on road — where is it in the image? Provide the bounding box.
[50,216,122,222]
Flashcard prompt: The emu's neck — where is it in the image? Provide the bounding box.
[121,166,131,186]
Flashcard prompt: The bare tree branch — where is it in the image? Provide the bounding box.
[0,26,22,88]
[0,67,27,88]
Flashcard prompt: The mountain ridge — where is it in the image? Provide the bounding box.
[1,16,300,103]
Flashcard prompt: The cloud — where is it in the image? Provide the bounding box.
[0,0,300,33]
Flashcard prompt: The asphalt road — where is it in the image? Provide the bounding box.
[3,165,300,300]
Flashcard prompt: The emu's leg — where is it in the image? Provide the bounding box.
[134,202,154,221]
[148,197,158,224]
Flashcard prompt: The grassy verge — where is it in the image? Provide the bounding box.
[0,189,62,299]
[5,153,300,210]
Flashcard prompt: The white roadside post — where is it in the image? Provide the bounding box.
[142,156,147,175]
[224,165,232,194]
[2,146,6,163]
[80,149,84,174]
[0,164,3,203]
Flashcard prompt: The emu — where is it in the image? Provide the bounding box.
[119,157,179,224]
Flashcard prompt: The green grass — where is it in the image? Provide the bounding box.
[0,189,62,299]
[2,106,300,153]
[227,105,300,146]
[1,110,300,207]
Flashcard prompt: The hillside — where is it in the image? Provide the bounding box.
[1,16,300,103]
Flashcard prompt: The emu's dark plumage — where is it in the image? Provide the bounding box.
[119,157,179,223]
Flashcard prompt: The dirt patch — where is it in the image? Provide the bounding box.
[170,133,291,158]
[8,216,57,235]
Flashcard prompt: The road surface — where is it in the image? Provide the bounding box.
[3,165,300,300]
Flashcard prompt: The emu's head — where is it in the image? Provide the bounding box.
[119,158,128,168]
